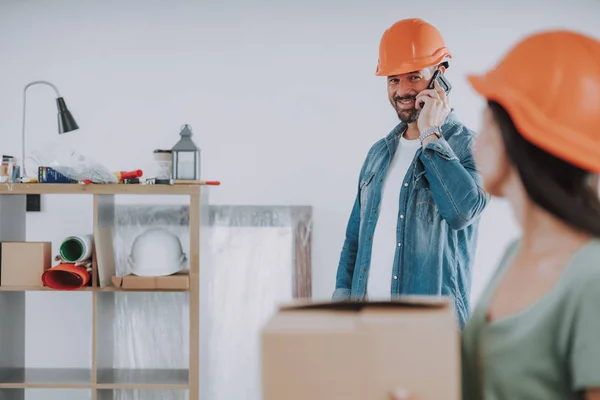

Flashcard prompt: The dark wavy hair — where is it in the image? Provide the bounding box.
[488,100,600,236]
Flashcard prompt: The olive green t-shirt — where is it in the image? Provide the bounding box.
[462,238,600,400]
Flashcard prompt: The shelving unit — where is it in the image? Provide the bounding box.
[0,184,204,400]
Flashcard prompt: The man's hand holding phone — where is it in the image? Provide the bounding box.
[415,79,451,146]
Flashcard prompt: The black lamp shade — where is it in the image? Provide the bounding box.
[56,97,79,133]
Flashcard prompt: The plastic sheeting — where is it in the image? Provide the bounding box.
[203,205,312,400]
[105,196,312,400]
[99,195,196,400]
[107,199,192,371]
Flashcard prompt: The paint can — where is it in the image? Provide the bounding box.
[59,234,93,263]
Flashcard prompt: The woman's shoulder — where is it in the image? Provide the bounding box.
[560,238,600,309]
[566,238,600,284]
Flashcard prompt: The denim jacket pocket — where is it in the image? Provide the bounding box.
[415,188,438,224]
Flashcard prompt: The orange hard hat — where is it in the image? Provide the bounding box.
[375,18,451,76]
[467,30,600,172]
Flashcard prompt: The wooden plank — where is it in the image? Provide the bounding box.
[0,286,95,292]
[92,291,99,390]
[91,298,98,400]
[188,191,200,399]
[0,184,202,195]
[96,286,189,293]
[93,194,116,288]
[95,368,189,388]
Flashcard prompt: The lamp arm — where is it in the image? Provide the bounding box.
[24,80,61,96]
[21,81,62,178]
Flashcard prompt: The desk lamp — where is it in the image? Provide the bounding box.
[21,80,79,179]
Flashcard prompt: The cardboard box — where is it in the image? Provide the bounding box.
[0,242,52,286]
[262,297,460,400]
[111,272,190,290]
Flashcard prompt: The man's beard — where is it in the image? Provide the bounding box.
[391,94,421,123]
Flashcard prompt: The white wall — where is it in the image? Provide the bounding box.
[1,0,600,386]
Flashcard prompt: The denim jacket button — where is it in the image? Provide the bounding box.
[404,183,408,187]
[393,276,398,280]
[397,242,402,247]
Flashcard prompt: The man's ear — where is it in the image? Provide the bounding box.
[438,65,447,74]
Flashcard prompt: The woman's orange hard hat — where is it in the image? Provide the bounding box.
[468,30,600,172]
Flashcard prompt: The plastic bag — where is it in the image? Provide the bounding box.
[25,142,117,183]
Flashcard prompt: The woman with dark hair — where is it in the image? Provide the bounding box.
[460,29,600,400]
[393,30,600,400]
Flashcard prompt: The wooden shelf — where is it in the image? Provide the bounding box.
[0,183,201,195]
[0,368,188,390]
[0,184,201,398]
[0,368,92,389]
[97,286,189,293]
[0,286,189,293]
[96,369,189,389]
[0,286,95,292]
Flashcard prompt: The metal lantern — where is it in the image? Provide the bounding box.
[171,124,200,181]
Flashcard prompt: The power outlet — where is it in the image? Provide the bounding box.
[26,194,41,212]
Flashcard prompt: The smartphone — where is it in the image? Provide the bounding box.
[428,69,452,94]
[419,70,452,108]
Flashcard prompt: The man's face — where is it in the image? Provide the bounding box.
[387,67,435,123]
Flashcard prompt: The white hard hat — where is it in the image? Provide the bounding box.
[127,228,187,277]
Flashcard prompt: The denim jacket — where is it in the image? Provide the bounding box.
[332,111,489,327]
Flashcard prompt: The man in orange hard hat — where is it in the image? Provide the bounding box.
[333,18,489,327]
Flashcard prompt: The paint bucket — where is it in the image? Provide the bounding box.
[153,149,173,180]
[59,234,93,263]
[42,263,91,290]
